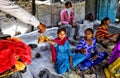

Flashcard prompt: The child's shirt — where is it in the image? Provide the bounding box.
[76,37,97,58]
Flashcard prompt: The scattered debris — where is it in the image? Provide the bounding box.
[40,45,49,51]
[28,44,37,49]
[39,69,62,78]
[35,53,41,59]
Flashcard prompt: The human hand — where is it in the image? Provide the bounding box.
[38,23,46,34]
[81,48,86,54]
[92,55,98,61]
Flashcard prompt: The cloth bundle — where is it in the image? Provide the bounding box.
[104,58,120,78]
[0,37,31,77]
[38,35,50,44]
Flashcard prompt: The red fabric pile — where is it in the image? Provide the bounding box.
[0,39,31,73]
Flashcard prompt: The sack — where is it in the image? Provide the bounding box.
[104,58,120,78]
[108,58,120,74]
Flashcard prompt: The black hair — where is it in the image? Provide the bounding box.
[84,28,94,34]
[57,28,66,34]
[101,17,110,25]
[65,1,72,7]
[86,13,94,22]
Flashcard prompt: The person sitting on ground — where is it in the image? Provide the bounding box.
[104,34,120,78]
[108,34,120,64]
[76,28,108,72]
[95,17,119,48]
[47,28,86,74]
[59,1,80,40]
[85,13,94,22]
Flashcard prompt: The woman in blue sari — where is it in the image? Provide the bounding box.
[48,28,86,74]
[76,28,108,71]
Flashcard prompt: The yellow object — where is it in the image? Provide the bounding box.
[7,37,22,42]
[104,58,120,78]
[0,60,25,77]
[115,74,120,78]
[38,35,50,44]
[108,58,120,74]
[104,68,111,78]
[0,69,15,77]
[15,61,25,71]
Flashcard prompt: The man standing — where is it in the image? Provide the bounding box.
[60,1,79,40]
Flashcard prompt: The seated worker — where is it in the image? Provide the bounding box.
[76,28,108,72]
[85,13,94,22]
[59,1,80,40]
[108,34,120,64]
[47,28,86,74]
[95,17,119,48]
[104,35,120,78]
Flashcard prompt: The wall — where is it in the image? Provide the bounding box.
[116,0,120,18]
[85,0,96,19]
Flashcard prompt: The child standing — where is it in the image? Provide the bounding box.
[48,28,86,74]
[76,28,108,71]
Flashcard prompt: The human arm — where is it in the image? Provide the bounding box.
[47,40,56,46]
[0,0,46,33]
[96,26,114,38]
[75,39,86,54]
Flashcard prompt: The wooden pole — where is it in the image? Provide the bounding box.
[31,0,36,31]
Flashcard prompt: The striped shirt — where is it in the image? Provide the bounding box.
[95,25,115,40]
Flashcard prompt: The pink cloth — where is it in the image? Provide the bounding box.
[60,8,76,25]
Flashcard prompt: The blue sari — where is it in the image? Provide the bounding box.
[76,37,108,71]
[54,40,86,74]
